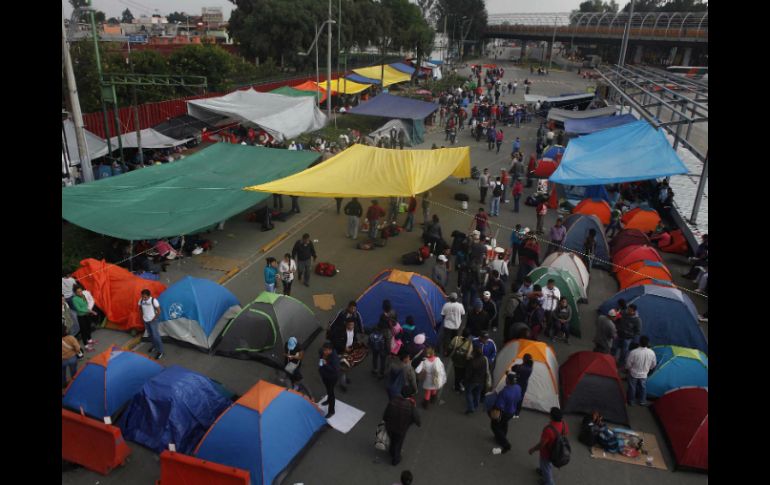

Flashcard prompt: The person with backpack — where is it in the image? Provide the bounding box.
[511,354,534,418]
[529,407,570,485]
[386,350,417,400]
[464,345,490,414]
[344,197,363,239]
[369,318,389,379]
[490,372,522,453]
[440,292,465,356]
[448,328,473,392]
[490,178,503,217]
[139,288,163,360]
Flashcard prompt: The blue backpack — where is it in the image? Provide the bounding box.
[369,330,385,353]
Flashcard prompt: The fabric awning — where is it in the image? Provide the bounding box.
[271,83,327,103]
[292,81,328,102]
[524,94,549,104]
[109,128,191,150]
[187,88,327,141]
[347,93,437,120]
[244,144,470,198]
[549,120,689,186]
[369,120,414,147]
[152,115,218,141]
[548,106,618,123]
[63,119,109,164]
[62,144,321,240]
[346,73,381,85]
[564,114,637,134]
[352,65,411,87]
[317,79,371,95]
[389,62,416,75]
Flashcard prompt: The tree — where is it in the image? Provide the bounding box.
[167,11,187,24]
[122,8,134,23]
[432,0,487,59]
[107,17,120,25]
[416,0,435,20]
[168,44,238,93]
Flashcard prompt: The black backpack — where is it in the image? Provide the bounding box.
[492,184,503,197]
[548,424,571,468]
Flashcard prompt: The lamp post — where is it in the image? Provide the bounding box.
[618,0,636,67]
[327,0,333,121]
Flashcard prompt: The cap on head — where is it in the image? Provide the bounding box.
[438,255,448,262]
[449,292,458,301]
[483,291,491,298]
[414,333,426,345]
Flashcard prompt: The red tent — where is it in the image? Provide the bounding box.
[660,229,690,254]
[612,245,663,272]
[572,198,612,225]
[73,258,167,331]
[609,229,650,257]
[653,387,708,471]
[559,351,628,425]
[617,260,673,290]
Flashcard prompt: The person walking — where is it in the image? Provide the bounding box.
[403,196,417,232]
[386,350,418,399]
[335,197,344,215]
[490,373,522,453]
[139,289,163,360]
[318,342,340,418]
[479,168,491,203]
[415,346,447,409]
[382,384,422,466]
[495,129,504,154]
[440,292,465,356]
[291,233,317,287]
[512,137,521,155]
[487,125,497,151]
[625,335,657,406]
[464,345,488,414]
[448,328,473,392]
[511,354,534,417]
[264,257,279,293]
[279,253,297,296]
[490,178,503,216]
[529,407,569,485]
[593,310,617,354]
[290,195,301,213]
[366,200,386,240]
[472,207,490,240]
[71,286,97,352]
[344,197,363,239]
[62,324,81,388]
[614,304,642,367]
[369,318,390,379]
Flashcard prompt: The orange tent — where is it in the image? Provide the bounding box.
[621,207,661,233]
[616,259,673,290]
[573,198,612,225]
[73,258,167,332]
[612,245,663,272]
[291,80,327,103]
[660,229,690,254]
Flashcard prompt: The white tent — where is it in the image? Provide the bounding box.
[62,119,109,165]
[368,119,413,147]
[108,128,191,150]
[493,339,560,413]
[547,106,618,123]
[187,88,327,141]
[542,251,590,300]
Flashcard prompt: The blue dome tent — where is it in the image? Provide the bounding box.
[118,365,233,454]
[62,346,164,419]
[194,380,326,484]
[356,269,447,346]
[563,214,610,269]
[598,285,707,353]
[156,276,241,351]
[647,346,708,398]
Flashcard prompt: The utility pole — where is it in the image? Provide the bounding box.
[548,16,557,71]
[127,41,143,164]
[62,16,94,183]
[327,0,333,121]
[443,15,448,63]
[337,0,341,96]
[618,0,636,67]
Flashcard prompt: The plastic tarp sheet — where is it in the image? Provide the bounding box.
[245,144,470,198]
[369,119,413,147]
[564,114,637,134]
[352,65,412,87]
[63,119,109,164]
[346,73,381,85]
[269,86,319,99]
[524,94,549,104]
[548,106,618,123]
[119,365,232,454]
[62,144,320,240]
[550,121,689,186]
[187,88,327,141]
[348,93,437,120]
[389,62,416,75]
[289,81,328,103]
[109,128,191,150]
[152,115,218,141]
[322,78,371,95]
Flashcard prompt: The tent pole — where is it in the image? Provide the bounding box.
[129,240,134,272]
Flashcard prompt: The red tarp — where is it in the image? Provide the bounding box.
[73,258,167,331]
[609,229,651,257]
[660,229,689,254]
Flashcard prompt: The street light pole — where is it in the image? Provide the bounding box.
[62,16,94,183]
[618,0,636,67]
[327,0,333,121]
[548,17,557,71]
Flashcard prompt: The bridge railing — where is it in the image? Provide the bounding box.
[484,24,707,40]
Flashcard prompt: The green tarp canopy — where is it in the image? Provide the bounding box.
[269,86,318,99]
[61,144,320,240]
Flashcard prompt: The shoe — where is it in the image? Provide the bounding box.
[156,352,164,360]
[502,446,511,454]
[513,415,520,419]
[459,383,466,392]
[391,457,401,466]
[422,399,429,409]
[325,412,335,419]
[87,339,98,344]
[319,400,328,406]
[639,401,651,407]
[148,347,155,354]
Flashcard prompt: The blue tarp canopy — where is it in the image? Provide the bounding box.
[564,114,638,134]
[347,73,381,85]
[550,121,689,186]
[348,93,437,120]
[118,365,233,454]
[389,62,416,75]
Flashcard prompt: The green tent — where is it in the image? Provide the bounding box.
[528,267,583,338]
[61,144,320,240]
[270,86,319,100]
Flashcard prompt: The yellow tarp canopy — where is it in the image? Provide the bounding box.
[316,79,371,95]
[352,65,412,87]
[244,145,471,198]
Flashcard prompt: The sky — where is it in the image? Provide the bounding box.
[63,0,590,21]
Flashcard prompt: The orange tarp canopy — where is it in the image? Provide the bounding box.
[617,260,673,290]
[621,207,661,233]
[573,198,611,225]
[73,258,167,331]
[291,81,327,103]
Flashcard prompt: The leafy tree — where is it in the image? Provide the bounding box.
[107,17,120,25]
[121,8,134,23]
[578,0,619,12]
[620,0,707,12]
[167,12,188,24]
[432,0,487,59]
[168,44,238,93]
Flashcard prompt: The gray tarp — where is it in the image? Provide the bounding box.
[108,128,191,150]
[187,88,327,141]
[63,119,109,164]
[547,106,618,123]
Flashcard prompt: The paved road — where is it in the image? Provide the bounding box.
[63,60,708,485]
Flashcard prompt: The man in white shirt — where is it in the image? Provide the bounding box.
[139,289,163,360]
[540,279,561,324]
[625,336,657,406]
[478,168,491,204]
[440,292,466,356]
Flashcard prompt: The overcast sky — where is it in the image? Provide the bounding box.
[63,0,592,20]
